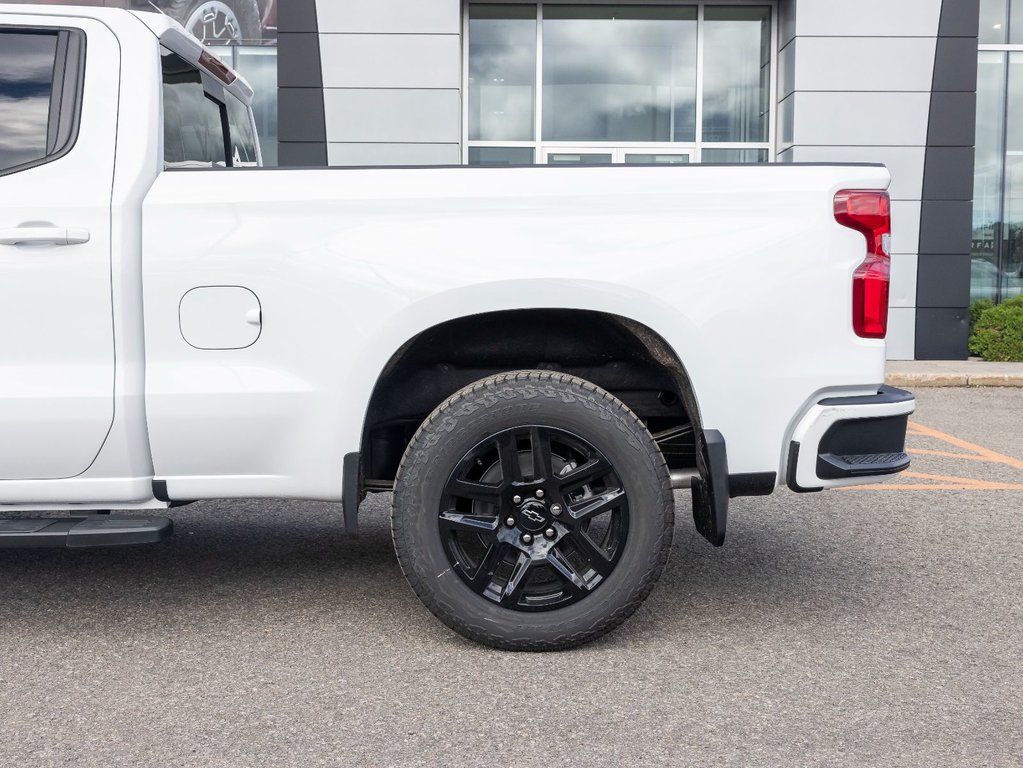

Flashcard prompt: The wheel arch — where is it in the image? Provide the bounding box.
[356,306,705,494]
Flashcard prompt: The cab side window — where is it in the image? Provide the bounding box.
[0,28,85,176]
[161,49,228,168]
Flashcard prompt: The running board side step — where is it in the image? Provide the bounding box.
[0,516,172,548]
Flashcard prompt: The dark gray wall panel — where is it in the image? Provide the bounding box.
[278,143,328,167]
[918,201,973,254]
[915,254,972,307]
[922,146,975,200]
[932,37,979,92]
[276,0,326,166]
[278,89,327,142]
[277,0,319,33]
[915,0,978,359]
[278,33,322,89]
[926,92,977,146]
[914,308,969,359]
[938,0,980,37]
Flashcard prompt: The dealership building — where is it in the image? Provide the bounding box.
[14,0,1023,360]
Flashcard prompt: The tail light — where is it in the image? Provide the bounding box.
[834,190,891,339]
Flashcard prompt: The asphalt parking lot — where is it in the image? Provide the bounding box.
[1,388,1021,767]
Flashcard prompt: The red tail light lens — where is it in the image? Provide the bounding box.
[834,190,891,339]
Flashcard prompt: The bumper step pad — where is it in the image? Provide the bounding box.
[818,451,910,478]
[0,516,172,549]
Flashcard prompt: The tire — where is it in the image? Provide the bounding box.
[392,370,674,651]
[167,0,262,44]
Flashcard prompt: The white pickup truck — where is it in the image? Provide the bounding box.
[0,5,914,650]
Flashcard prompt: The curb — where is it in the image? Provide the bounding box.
[885,373,1023,388]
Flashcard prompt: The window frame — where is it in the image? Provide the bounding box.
[461,1,778,165]
[978,17,1023,303]
[0,25,87,178]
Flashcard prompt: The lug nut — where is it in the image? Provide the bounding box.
[551,504,562,516]
[512,494,522,504]
[505,517,516,527]
[535,489,545,499]
[544,528,556,539]
[521,533,533,545]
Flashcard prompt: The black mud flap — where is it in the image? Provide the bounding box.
[691,429,729,547]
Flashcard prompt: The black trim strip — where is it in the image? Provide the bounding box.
[786,441,822,494]
[818,386,915,407]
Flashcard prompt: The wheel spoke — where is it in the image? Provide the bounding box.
[565,530,613,577]
[568,488,627,523]
[497,431,523,484]
[529,427,553,481]
[438,510,500,534]
[545,547,587,596]
[448,478,503,501]
[500,551,534,606]
[470,541,509,592]
[557,456,611,489]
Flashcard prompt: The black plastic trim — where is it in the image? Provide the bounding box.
[815,413,911,480]
[818,386,915,407]
[152,480,170,502]
[728,472,776,498]
[691,429,728,547]
[0,516,172,548]
[342,452,361,536]
[786,441,822,494]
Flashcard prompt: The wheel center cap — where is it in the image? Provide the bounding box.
[517,501,549,532]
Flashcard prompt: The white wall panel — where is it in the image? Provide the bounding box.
[890,201,922,257]
[789,37,937,93]
[787,92,931,146]
[885,308,917,361]
[792,0,942,38]
[323,89,461,143]
[320,34,460,89]
[317,0,460,34]
[327,143,461,166]
[889,253,919,309]
[783,146,926,201]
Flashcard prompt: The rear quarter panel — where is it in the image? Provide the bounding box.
[141,164,890,499]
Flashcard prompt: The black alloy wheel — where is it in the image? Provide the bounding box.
[392,371,674,651]
[439,425,629,612]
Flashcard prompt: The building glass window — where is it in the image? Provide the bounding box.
[974,0,1023,303]
[465,3,775,166]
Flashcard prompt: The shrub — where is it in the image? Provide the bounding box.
[970,299,993,335]
[969,296,1023,361]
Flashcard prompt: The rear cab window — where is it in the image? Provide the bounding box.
[160,47,259,169]
[0,27,85,176]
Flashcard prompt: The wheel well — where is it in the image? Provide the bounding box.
[360,310,701,490]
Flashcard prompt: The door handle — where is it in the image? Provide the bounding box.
[0,227,90,246]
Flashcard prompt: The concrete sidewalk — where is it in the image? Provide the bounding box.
[886,359,1023,387]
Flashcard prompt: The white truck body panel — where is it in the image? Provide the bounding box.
[141,164,890,501]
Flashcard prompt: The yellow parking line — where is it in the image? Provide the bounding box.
[906,449,996,462]
[907,422,1023,471]
[836,423,1023,491]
